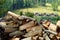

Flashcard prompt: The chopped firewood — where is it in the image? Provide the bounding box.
[3,15,12,21]
[10,36,20,40]
[22,37,31,40]
[10,38,20,40]
[9,31,24,37]
[31,36,39,40]
[0,22,19,28]
[0,11,60,40]
[8,11,20,19]
[56,20,60,27]
[39,37,43,40]
[42,20,57,32]
[24,26,42,37]
[26,27,33,32]
[48,23,57,32]
[0,22,6,27]
[56,36,60,40]
[49,34,54,39]
[26,26,42,33]
[57,32,60,37]
[4,28,18,33]
[42,20,51,28]
[19,21,35,30]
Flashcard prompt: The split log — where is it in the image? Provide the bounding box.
[39,37,43,40]
[19,21,35,30]
[26,26,42,33]
[4,28,18,33]
[26,27,33,32]
[3,15,12,21]
[49,34,54,39]
[9,31,24,37]
[10,38,20,40]
[8,11,20,19]
[57,32,60,37]
[22,37,31,40]
[10,36,20,40]
[24,26,42,37]
[0,22,6,27]
[56,36,60,40]
[6,22,19,28]
[48,23,57,32]
[0,22,19,28]
[56,20,60,27]
[42,20,50,28]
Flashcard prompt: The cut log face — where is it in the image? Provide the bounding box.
[22,37,31,40]
[56,21,60,27]
[19,21,35,30]
[48,23,57,32]
[57,32,60,37]
[42,20,50,28]
[10,37,20,40]
[24,26,42,37]
[0,22,6,27]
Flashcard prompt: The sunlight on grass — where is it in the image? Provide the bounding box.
[58,6,60,10]
[13,7,60,16]
[46,3,52,7]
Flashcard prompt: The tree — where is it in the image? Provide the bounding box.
[52,0,58,11]
[0,0,13,17]
[40,0,46,6]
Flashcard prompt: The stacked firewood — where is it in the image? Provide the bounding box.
[0,11,60,40]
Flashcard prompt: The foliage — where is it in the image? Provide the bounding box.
[35,15,60,24]
[0,0,5,5]
[24,12,34,18]
[20,11,23,16]
[52,0,58,11]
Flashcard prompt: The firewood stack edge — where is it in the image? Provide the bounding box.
[0,11,60,40]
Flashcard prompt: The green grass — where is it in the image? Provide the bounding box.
[13,5,60,24]
[13,6,60,16]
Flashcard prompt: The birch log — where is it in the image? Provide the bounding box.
[8,11,20,19]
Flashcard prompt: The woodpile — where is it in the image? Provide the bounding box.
[0,11,60,40]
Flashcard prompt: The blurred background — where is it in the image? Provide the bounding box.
[0,0,60,17]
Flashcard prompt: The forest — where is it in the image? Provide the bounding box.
[0,0,60,17]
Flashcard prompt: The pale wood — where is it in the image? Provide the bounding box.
[8,11,20,18]
[19,21,35,30]
[24,26,42,37]
[48,23,57,32]
[22,37,31,40]
[56,20,60,27]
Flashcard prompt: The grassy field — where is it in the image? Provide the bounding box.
[13,6,60,24]
[13,6,60,16]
